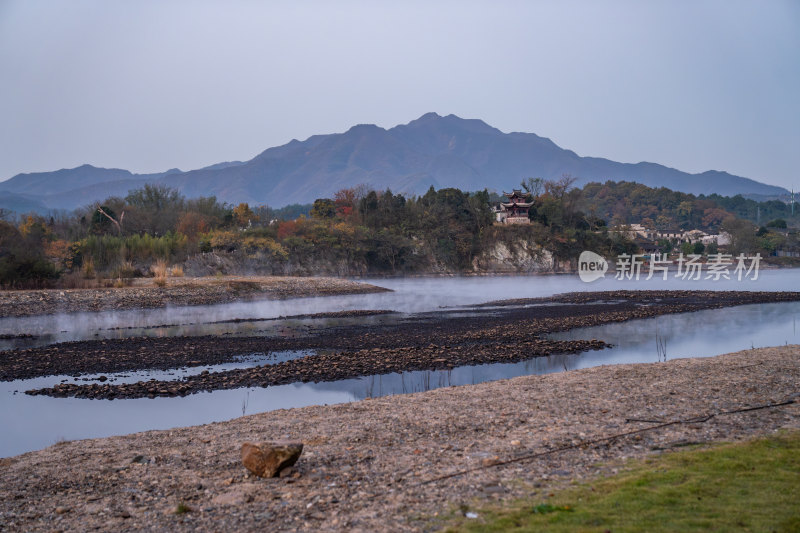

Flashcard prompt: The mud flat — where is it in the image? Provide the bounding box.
[0,276,390,318]
[1,345,798,532]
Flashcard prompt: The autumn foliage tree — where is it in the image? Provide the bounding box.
[233,203,258,227]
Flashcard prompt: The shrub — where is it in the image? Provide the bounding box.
[151,259,168,278]
[207,230,241,252]
[0,221,60,288]
[82,258,96,279]
[78,233,189,271]
[109,261,136,279]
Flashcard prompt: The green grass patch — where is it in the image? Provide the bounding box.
[446,431,800,533]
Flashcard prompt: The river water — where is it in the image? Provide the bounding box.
[1,269,798,457]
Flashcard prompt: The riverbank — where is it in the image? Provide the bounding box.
[0,276,390,318]
[1,345,797,531]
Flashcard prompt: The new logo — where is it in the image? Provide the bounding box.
[578,251,608,282]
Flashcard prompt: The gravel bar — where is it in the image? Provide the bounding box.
[0,276,390,318]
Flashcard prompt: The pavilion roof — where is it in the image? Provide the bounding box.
[502,189,532,200]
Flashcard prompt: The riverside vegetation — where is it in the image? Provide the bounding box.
[447,430,800,533]
[1,178,797,287]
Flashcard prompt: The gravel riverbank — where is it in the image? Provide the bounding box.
[1,345,798,531]
[0,276,389,318]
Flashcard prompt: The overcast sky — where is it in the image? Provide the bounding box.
[1,0,798,190]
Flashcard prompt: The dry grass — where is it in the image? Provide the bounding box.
[169,264,184,277]
[151,260,168,287]
[110,261,136,279]
[59,271,93,289]
[81,258,95,280]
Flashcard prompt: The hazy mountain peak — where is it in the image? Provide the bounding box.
[345,123,385,135]
[0,114,788,212]
[415,111,442,120]
[398,112,499,136]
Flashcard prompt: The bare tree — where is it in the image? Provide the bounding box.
[544,174,578,199]
[520,177,544,198]
[95,204,124,235]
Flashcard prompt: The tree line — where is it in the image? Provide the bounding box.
[1,178,796,287]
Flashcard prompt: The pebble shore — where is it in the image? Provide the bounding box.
[1,345,798,532]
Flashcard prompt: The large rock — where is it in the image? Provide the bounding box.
[240,441,303,478]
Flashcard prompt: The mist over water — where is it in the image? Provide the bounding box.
[1,270,795,348]
[1,270,799,457]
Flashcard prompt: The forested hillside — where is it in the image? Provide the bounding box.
[579,180,799,230]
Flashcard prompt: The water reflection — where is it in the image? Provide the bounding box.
[2,300,798,458]
[62,350,314,386]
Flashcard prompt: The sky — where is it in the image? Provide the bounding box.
[1,0,798,190]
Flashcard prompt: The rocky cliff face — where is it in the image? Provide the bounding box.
[473,239,556,273]
[185,239,560,277]
[183,251,368,278]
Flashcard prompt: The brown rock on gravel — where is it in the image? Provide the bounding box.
[241,441,303,478]
[1,345,798,532]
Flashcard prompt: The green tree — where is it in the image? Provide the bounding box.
[0,221,58,287]
[721,217,758,255]
[90,205,120,235]
[766,218,787,229]
[310,198,336,219]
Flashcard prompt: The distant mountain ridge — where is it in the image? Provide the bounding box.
[0,113,788,213]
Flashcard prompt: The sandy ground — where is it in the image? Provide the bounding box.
[1,345,798,532]
[0,276,389,318]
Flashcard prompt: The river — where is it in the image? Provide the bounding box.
[1,269,798,457]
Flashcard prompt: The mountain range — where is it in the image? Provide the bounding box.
[0,112,789,213]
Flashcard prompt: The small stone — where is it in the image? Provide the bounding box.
[55,506,70,514]
[241,441,303,478]
[481,456,501,467]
